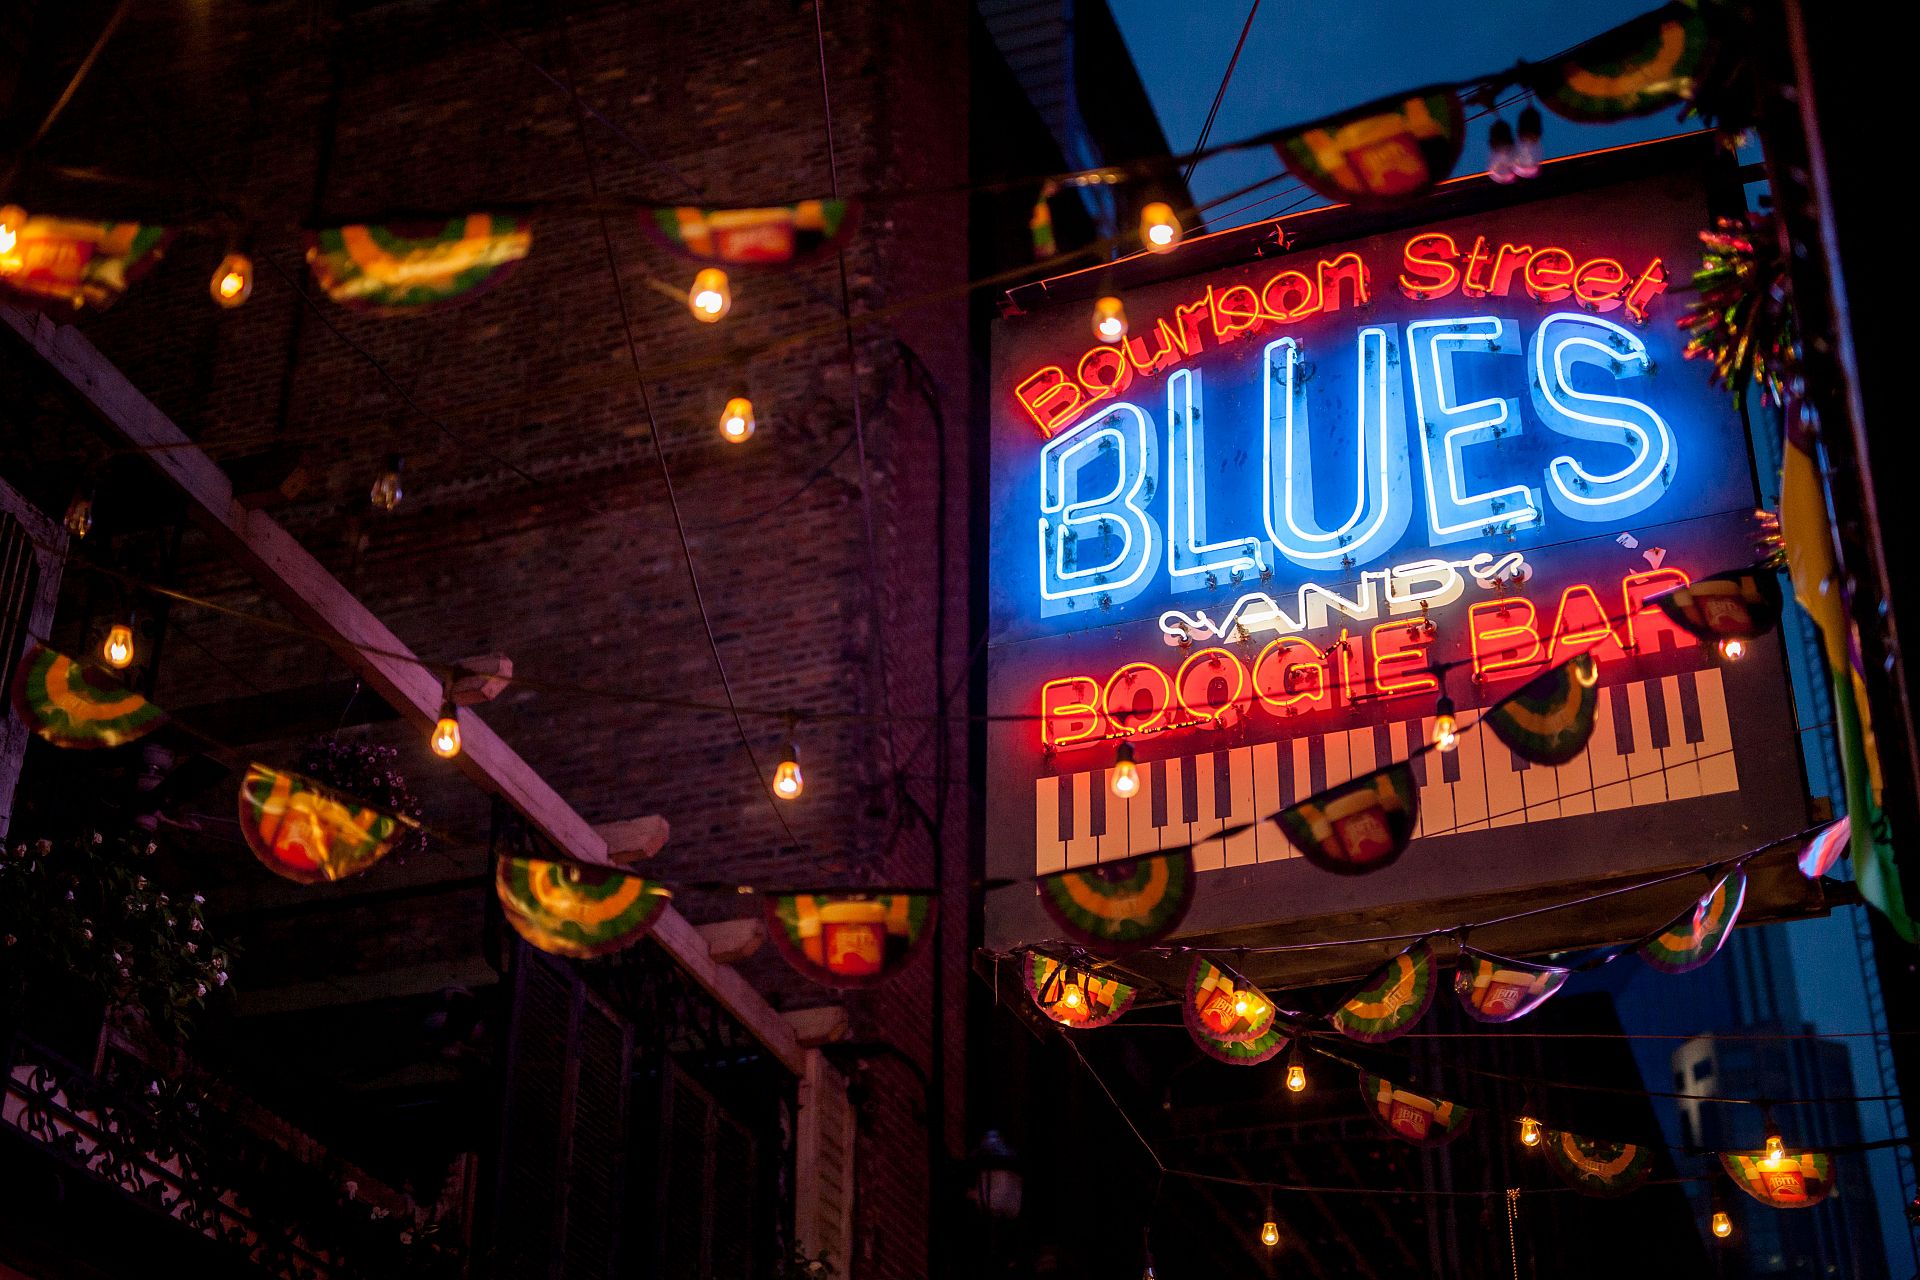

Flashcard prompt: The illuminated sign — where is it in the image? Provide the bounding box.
[984,148,1813,963]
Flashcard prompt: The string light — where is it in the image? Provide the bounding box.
[1432,694,1458,752]
[1488,119,1518,184]
[64,484,94,540]
[1093,295,1128,343]
[0,205,19,255]
[720,397,756,443]
[1514,105,1544,179]
[1711,1210,1733,1240]
[1260,1220,1279,1248]
[370,455,405,512]
[431,699,462,759]
[101,622,135,670]
[1285,1040,1307,1094]
[1761,1122,1788,1170]
[1139,202,1181,253]
[1110,741,1140,798]
[773,739,804,799]
[210,252,253,308]
[1518,1115,1543,1148]
[1059,976,1085,1011]
[1718,637,1747,662]
[688,267,732,322]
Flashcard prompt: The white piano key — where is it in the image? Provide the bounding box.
[1551,731,1596,818]
[1588,685,1634,811]
[1162,754,1191,851]
[1220,745,1258,867]
[1480,713,1528,828]
[1658,675,1703,800]
[1064,770,1098,868]
[1251,741,1290,862]
[1409,720,1452,839]
[1188,751,1223,872]
[1518,739,1561,821]
[1034,775,1064,875]
[1323,729,1352,789]
[1347,726,1376,778]
[1625,682,1668,806]
[1095,768,1134,862]
[1128,754,1163,853]
[1696,667,1740,795]
[1451,708,1490,831]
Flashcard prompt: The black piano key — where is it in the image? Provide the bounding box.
[1409,727,1429,785]
[1150,758,1169,828]
[1308,737,1327,796]
[1442,740,1461,783]
[1678,671,1705,744]
[1511,747,1530,773]
[1058,775,1074,843]
[1181,754,1199,823]
[1213,751,1233,819]
[1373,723,1392,771]
[1277,737,1296,805]
[1088,766,1107,837]
[1647,683,1672,750]
[1610,684,1635,756]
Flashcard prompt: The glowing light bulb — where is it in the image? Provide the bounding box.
[1711,1210,1733,1239]
[1139,202,1181,253]
[65,489,94,540]
[689,267,732,322]
[1488,119,1518,184]
[0,205,22,256]
[1762,1132,1787,1170]
[1110,741,1139,798]
[720,396,756,443]
[1519,1116,1542,1148]
[1718,637,1747,662]
[1260,1221,1279,1248]
[774,742,804,799]
[1432,695,1458,752]
[1514,106,1543,179]
[1093,295,1127,342]
[1286,1062,1306,1093]
[102,623,134,670]
[1061,983,1084,1010]
[1233,993,1250,1017]
[370,455,405,512]
[210,252,254,308]
[431,708,462,759]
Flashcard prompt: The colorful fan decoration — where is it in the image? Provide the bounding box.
[1359,1074,1472,1146]
[1484,654,1600,765]
[1679,213,1796,408]
[305,215,532,313]
[1023,951,1135,1028]
[0,209,172,310]
[1719,1151,1834,1209]
[11,645,166,749]
[1638,871,1747,973]
[1273,89,1465,206]
[763,892,936,988]
[645,200,856,267]
[238,763,415,884]
[1184,958,1289,1065]
[1037,849,1195,953]
[1544,1131,1655,1197]
[1533,3,1707,122]
[496,855,671,959]
[1274,764,1419,875]
[1799,817,1850,880]
[1332,940,1439,1044]
[1652,568,1783,641]
[1453,952,1570,1023]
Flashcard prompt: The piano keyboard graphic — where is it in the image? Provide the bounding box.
[1033,668,1738,875]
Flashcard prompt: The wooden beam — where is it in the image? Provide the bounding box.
[594,814,670,862]
[782,1006,851,1047]
[696,917,766,964]
[2,303,804,1076]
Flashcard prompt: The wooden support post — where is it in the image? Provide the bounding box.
[696,917,766,964]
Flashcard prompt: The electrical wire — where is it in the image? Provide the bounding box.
[1182,0,1262,188]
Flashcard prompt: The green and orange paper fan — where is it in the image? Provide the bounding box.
[1037,849,1195,953]
[1359,1073,1472,1146]
[496,855,671,959]
[1484,654,1600,765]
[12,644,166,749]
[1652,569,1783,642]
[1332,940,1438,1044]
[1023,951,1136,1029]
[1274,765,1420,875]
[1719,1151,1834,1209]
[1638,871,1746,974]
[1544,1131,1655,1197]
[238,763,416,884]
[305,215,532,313]
[0,212,172,311]
[1184,957,1289,1065]
[644,200,857,267]
[1273,88,1465,206]
[1532,3,1707,123]
[764,892,936,988]
[1454,951,1569,1023]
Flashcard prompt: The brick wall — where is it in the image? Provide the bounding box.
[7,0,971,1274]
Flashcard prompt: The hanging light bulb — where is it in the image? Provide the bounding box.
[1060,978,1085,1010]
[370,454,405,512]
[210,252,254,308]
[1514,106,1544,179]
[719,396,756,443]
[1519,1116,1543,1148]
[1711,1209,1733,1240]
[689,267,732,322]
[1260,1220,1280,1248]
[1139,202,1181,253]
[431,700,462,759]
[1487,119,1518,184]
[1718,637,1747,662]
[1432,694,1458,752]
[0,204,23,256]
[1093,294,1128,343]
[102,622,135,670]
[1762,1126,1788,1170]
[773,739,804,799]
[65,484,95,540]
[1111,741,1140,798]
[1285,1041,1307,1094]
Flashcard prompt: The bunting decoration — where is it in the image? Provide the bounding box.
[0,209,172,311]
[1638,871,1747,973]
[305,215,532,313]
[1359,1074,1472,1147]
[1331,940,1439,1044]
[1454,952,1569,1023]
[1653,569,1783,642]
[1272,89,1465,206]
[645,200,856,267]
[1037,849,1195,953]
[1719,1151,1835,1209]
[1544,1131,1655,1197]
[764,892,936,988]
[238,764,415,885]
[1184,958,1289,1065]
[1024,951,1136,1028]
[1483,654,1601,765]
[1798,817,1850,880]
[1533,3,1708,123]
[1028,187,1057,260]
[1274,765,1419,875]
[11,645,166,749]
[496,855,671,959]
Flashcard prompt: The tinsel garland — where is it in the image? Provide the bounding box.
[1678,211,1796,407]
